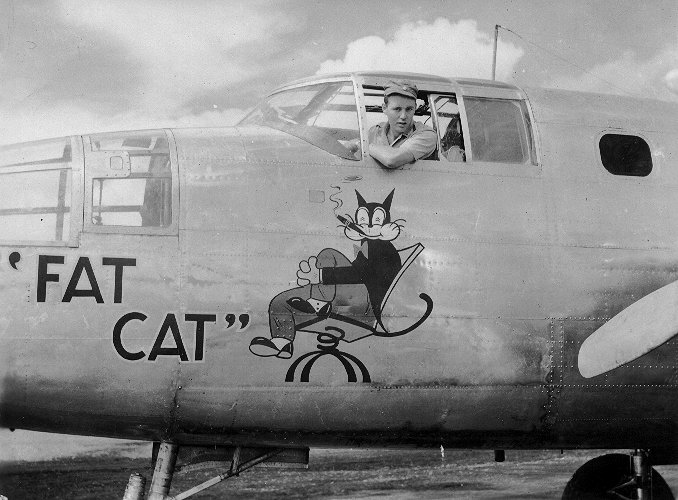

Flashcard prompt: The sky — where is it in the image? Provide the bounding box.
[0,0,677,146]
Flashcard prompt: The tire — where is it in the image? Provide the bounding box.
[562,453,674,500]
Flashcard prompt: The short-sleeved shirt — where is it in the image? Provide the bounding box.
[368,121,437,160]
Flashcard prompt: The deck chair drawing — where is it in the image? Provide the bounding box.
[285,243,434,383]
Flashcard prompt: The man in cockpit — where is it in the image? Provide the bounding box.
[359,81,437,168]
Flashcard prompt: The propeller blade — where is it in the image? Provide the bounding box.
[578,279,678,378]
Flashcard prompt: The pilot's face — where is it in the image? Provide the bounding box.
[382,95,416,137]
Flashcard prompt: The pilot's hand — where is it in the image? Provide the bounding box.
[296,256,320,286]
[339,138,361,155]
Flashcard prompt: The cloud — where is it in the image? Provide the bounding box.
[0,1,286,145]
[316,18,524,81]
[547,47,678,101]
[58,0,295,110]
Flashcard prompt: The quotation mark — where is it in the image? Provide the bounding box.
[9,252,21,270]
[225,313,250,331]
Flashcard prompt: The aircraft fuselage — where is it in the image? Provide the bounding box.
[1,72,677,457]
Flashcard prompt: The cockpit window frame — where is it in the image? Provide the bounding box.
[429,93,468,163]
[453,84,542,177]
[357,79,445,164]
[351,75,542,176]
[239,78,361,161]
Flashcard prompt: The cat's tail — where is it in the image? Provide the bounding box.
[372,293,433,337]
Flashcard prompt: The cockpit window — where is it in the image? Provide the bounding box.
[362,85,434,135]
[465,97,535,164]
[239,82,360,160]
[362,85,438,160]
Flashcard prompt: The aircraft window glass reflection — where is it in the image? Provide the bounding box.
[239,82,360,160]
[0,137,72,243]
[90,131,172,227]
[599,134,652,177]
[464,97,533,164]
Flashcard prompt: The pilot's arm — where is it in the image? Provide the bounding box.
[368,145,416,169]
[369,126,437,169]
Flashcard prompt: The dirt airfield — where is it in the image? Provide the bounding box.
[2,435,678,500]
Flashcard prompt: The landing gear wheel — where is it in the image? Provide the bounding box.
[562,453,674,500]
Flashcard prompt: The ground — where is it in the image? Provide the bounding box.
[1,433,677,499]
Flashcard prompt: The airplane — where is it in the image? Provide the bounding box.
[1,70,677,499]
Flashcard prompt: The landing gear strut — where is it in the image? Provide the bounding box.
[123,442,295,500]
[148,442,179,500]
[562,450,674,500]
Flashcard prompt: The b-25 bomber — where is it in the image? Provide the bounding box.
[1,71,678,499]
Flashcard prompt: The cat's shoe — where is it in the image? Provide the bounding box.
[286,297,316,314]
[307,298,332,316]
[276,341,293,359]
[287,297,332,318]
[316,302,332,318]
[249,337,285,357]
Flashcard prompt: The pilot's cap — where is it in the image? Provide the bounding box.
[384,81,419,100]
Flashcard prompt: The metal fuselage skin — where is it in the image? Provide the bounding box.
[1,73,678,453]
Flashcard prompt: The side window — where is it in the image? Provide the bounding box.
[464,97,535,164]
[599,133,652,177]
[433,95,465,162]
[0,138,73,243]
[86,130,175,232]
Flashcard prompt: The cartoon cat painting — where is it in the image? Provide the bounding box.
[249,189,431,360]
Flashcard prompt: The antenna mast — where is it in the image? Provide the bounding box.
[492,24,499,80]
